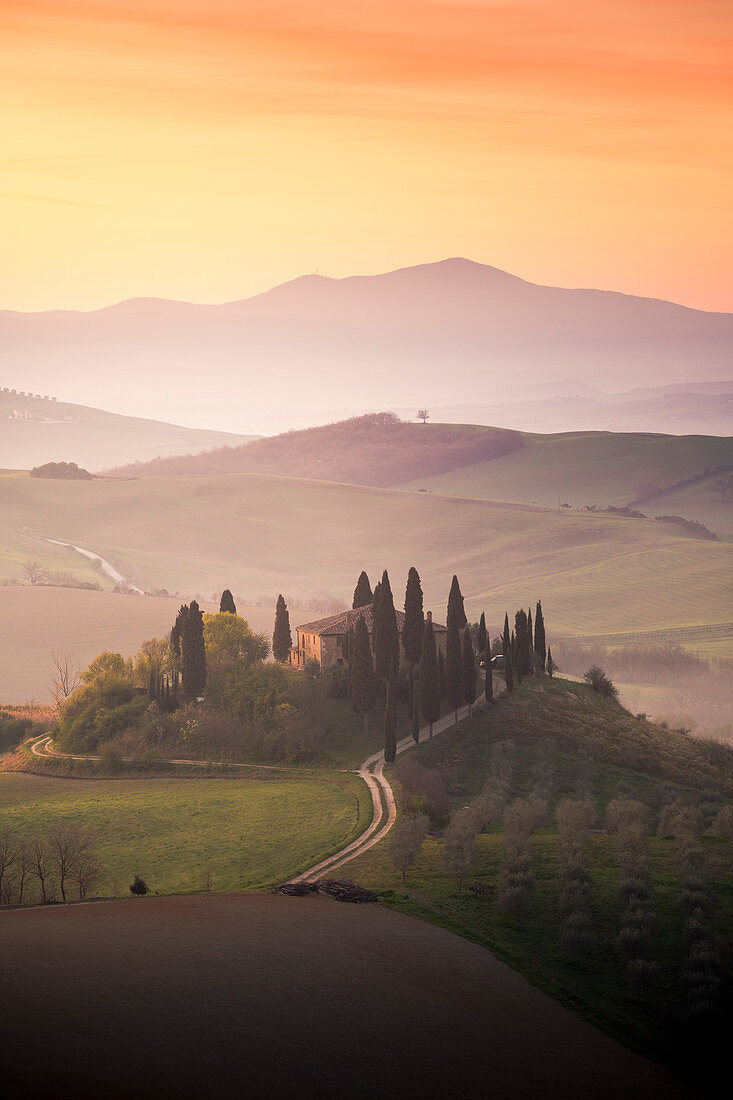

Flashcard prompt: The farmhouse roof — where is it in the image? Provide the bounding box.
[296,604,446,636]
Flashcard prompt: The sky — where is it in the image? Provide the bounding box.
[2,0,732,313]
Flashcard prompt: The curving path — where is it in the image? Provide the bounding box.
[291,704,471,882]
[30,700,479,882]
[32,534,145,594]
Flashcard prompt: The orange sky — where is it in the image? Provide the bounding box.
[2,0,731,312]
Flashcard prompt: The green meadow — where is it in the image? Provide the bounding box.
[0,770,370,895]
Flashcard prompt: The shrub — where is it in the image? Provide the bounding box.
[99,743,124,774]
[325,666,349,699]
[129,874,149,896]
[583,666,618,699]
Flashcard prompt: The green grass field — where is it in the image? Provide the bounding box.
[0,468,730,644]
[0,769,370,895]
[399,430,732,532]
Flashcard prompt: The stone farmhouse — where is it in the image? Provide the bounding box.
[290,604,448,669]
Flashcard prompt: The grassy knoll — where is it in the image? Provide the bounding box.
[0,769,370,895]
[0,468,730,648]
[342,679,732,1090]
[399,430,732,530]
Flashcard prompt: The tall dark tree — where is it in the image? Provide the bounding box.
[462,628,477,716]
[484,632,493,702]
[272,594,292,663]
[384,652,398,764]
[527,608,533,660]
[445,583,465,726]
[502,613,511,664]
[402,566,425,721]
[219,589,237,615]
[419,613,441,739]
[373,570,399,682]
[438,648,446,699]
[534,600,547,672]
[504,635,514,693]
[170,604,187,658]
[353,571,373,609]
[350,616,377,733]
[181,599,207,697]
[546,646,555,678]
[515,609,533,681]
[477,612,487,659]
[371,580,382,612]
[447,575,467,630]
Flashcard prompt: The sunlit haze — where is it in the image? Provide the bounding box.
[3,0,732,313]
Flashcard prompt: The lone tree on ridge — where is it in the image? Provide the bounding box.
[219,589,237,615]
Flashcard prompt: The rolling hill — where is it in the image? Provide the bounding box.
[399,430,733,533]
[0,389,257,471]
[0,469,729,651]
[2,258,731,434]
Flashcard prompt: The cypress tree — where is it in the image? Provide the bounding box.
[419,613,441,739]
[219,589,237,615]
[515,610,533,681]
[445,584,465,726]
[372,580,382,612]
[148,667,156,701]
[477,612,487,659]
[272,594,292,663]
[353,571,373,609]
[402,566,425,721]
[373,570,399,682]
[535,600,547,672]
[502,613,511,664]
[484,632,493,702]
[447,575,467,629]
[462,628,477,716]
[181,599,207,697]
[384,652,398,764]
[351,616,377,734]
[438,648,446,698]
[547,646,555,678]
[171,604,187,658]
[504,636,514,693]
[527,608,533,661]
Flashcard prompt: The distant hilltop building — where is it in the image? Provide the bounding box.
[290,604,447,669]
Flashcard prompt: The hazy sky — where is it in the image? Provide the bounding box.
[3,0,731,312]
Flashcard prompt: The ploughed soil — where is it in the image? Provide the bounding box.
[0,894,693,1100]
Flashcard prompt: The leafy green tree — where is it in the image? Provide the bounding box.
[373,569,398,682]
[272,594,292,663]
[534,600,546,671]
[81,651,131,685]
[219,589,237,615]
[419,614,441,738]
[447,574,467,629]
[181,600,207,697]
[133,638,172,690]
[462,628,477,715]
[350,616,377,734]
[402,566,424,721]
[203,612,268,679]
[353,571,373,608]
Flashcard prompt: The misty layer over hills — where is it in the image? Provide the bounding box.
[2,259,731,436]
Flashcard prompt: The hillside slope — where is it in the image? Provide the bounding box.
[0,470,729,647]
[106,414,523,485]
[0,390,256,471]
[400,430,733,533]
[2,258,731,433]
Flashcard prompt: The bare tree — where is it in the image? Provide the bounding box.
[31,835,52,903]
[389,814,429,883]
[0,829,17,903]
[416,409,430,424]
[705,474,733,502]
[21,559,46,585]
[15,841,32,905]
[48,822,94,902]
[51,647,80,704]
[76,852,101,900]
